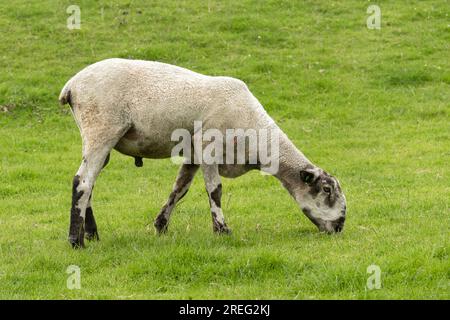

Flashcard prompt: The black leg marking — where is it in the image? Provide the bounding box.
[211,211,231,234]
[69,175,85,248]
[72,175,83,204]
[168,194,176,206]
[154,164,199,234]
[208,183,230,234]
[154,205,169,234]
[168,184,190,207]
[155,187,189,233]
[210,183,222,208]
[85,206,99,241]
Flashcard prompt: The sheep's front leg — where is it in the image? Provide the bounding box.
[154,163,199,233]
[70,147,111,248]
[201,164,231,234]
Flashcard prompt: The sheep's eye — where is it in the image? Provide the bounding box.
[323,185,332,193]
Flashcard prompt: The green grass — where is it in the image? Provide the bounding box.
[0,0,449,299]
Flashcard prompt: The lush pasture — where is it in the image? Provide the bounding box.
[0,0,448,299]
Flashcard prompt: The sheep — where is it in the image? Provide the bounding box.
[59,58,347,248]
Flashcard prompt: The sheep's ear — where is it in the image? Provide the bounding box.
[300,169,316,184]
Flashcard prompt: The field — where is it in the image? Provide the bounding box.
[0,0,449,299]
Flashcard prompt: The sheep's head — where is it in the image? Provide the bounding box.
[284,166,347,233]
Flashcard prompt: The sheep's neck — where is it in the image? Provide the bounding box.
[273,128,313,190]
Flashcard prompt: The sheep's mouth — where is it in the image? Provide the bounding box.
[301,208,345,233]
[317,218,345,234]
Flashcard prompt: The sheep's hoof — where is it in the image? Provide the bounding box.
[69,236,85,249]
[214,225,232,235]
[85,229,100,241]
[154,216,169,234]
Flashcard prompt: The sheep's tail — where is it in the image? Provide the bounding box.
[59,77,83,132]
[59,78,73,106]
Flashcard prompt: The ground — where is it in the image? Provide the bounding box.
[0,0,448,299]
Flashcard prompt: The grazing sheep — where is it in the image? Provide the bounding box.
[59,58,347,248]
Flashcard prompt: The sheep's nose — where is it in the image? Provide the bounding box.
[332,216,346,233]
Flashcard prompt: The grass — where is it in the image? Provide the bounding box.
[0,0,449,299]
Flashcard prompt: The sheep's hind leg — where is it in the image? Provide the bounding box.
[84,154,109,241]
[69,137,118,248]
[201,164,231,234]
[84,191,99,241]
[154,163,199,233]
